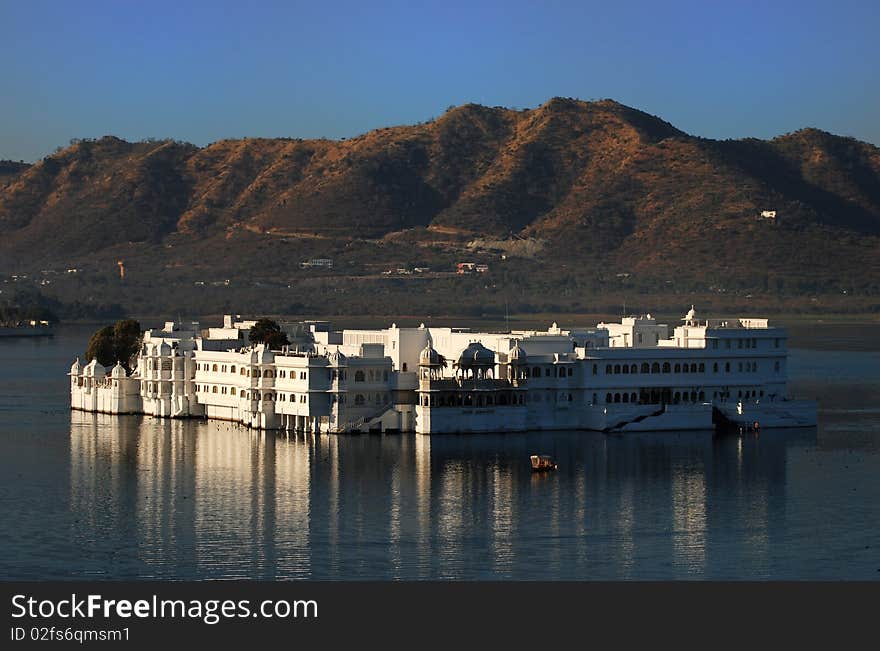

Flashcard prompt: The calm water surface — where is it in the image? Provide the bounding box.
[1,325,878,580]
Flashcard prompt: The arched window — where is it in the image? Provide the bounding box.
[690,363,697,373]
[567,367,573,377]
[725,362,731,373]
[212,386,218,393]
[674,391,681,403]
[674,363,681,373]
[698,391,705,401]
[614,393,621,403]
[533,367,541,377]
[662,362,670,373]
[641,363,650,373]
[631,365,637,374]
[698,363,705,373]
[622,365,629,374]
[212,364,218,372]
[240,390,245,397]
[713,362,718,373]
[682,363,688,374]
[606,365,613,374]
[651,362,660,374]
[592,364,598,375]
[355,370,365,382]
[355,394,365,406]
[614,364,621,374]
[606,393,612,404]
[622,393,629,403]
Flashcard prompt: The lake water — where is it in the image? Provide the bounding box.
[1,324,878,580]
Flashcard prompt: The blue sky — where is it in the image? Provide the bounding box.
[1,0,878,161]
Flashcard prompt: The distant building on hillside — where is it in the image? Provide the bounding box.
[458,262,488,274]
[760,210,777,222]
[300,259,333,269]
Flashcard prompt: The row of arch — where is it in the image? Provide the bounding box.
[420,392,526,407]
[601,362,706,375]
[530,366,574,378]
[196,385,307,402]
[196,364,317,379]
[603,391,706,404]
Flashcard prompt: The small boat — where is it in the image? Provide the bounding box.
[530,454,557,471]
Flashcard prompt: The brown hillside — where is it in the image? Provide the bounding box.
[0,160,31,188]
[1,98,879,316]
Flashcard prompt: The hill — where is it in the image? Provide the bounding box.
[1,98,879,318]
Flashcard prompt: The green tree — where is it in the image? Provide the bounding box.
[85,319,142,371]
[112,319,142,370]
[248,318,290,349]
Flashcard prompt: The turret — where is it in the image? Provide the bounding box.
[508,341,528,382]
[419,343,443,380]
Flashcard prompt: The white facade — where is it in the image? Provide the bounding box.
[70,309,816,433]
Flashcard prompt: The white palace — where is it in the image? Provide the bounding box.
[69,308,816,434]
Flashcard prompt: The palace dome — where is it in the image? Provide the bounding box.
[509,342,527,363]
[83,359,106,377]
[70,357,82,375]
[110,362,126,378]
[457,342,495,368]
[419,343,441,366]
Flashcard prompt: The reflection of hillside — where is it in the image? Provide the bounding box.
[66,414,809,579]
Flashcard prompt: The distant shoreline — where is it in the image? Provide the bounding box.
[54,311,880,330]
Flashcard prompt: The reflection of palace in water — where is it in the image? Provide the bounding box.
[68,411,812,579]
